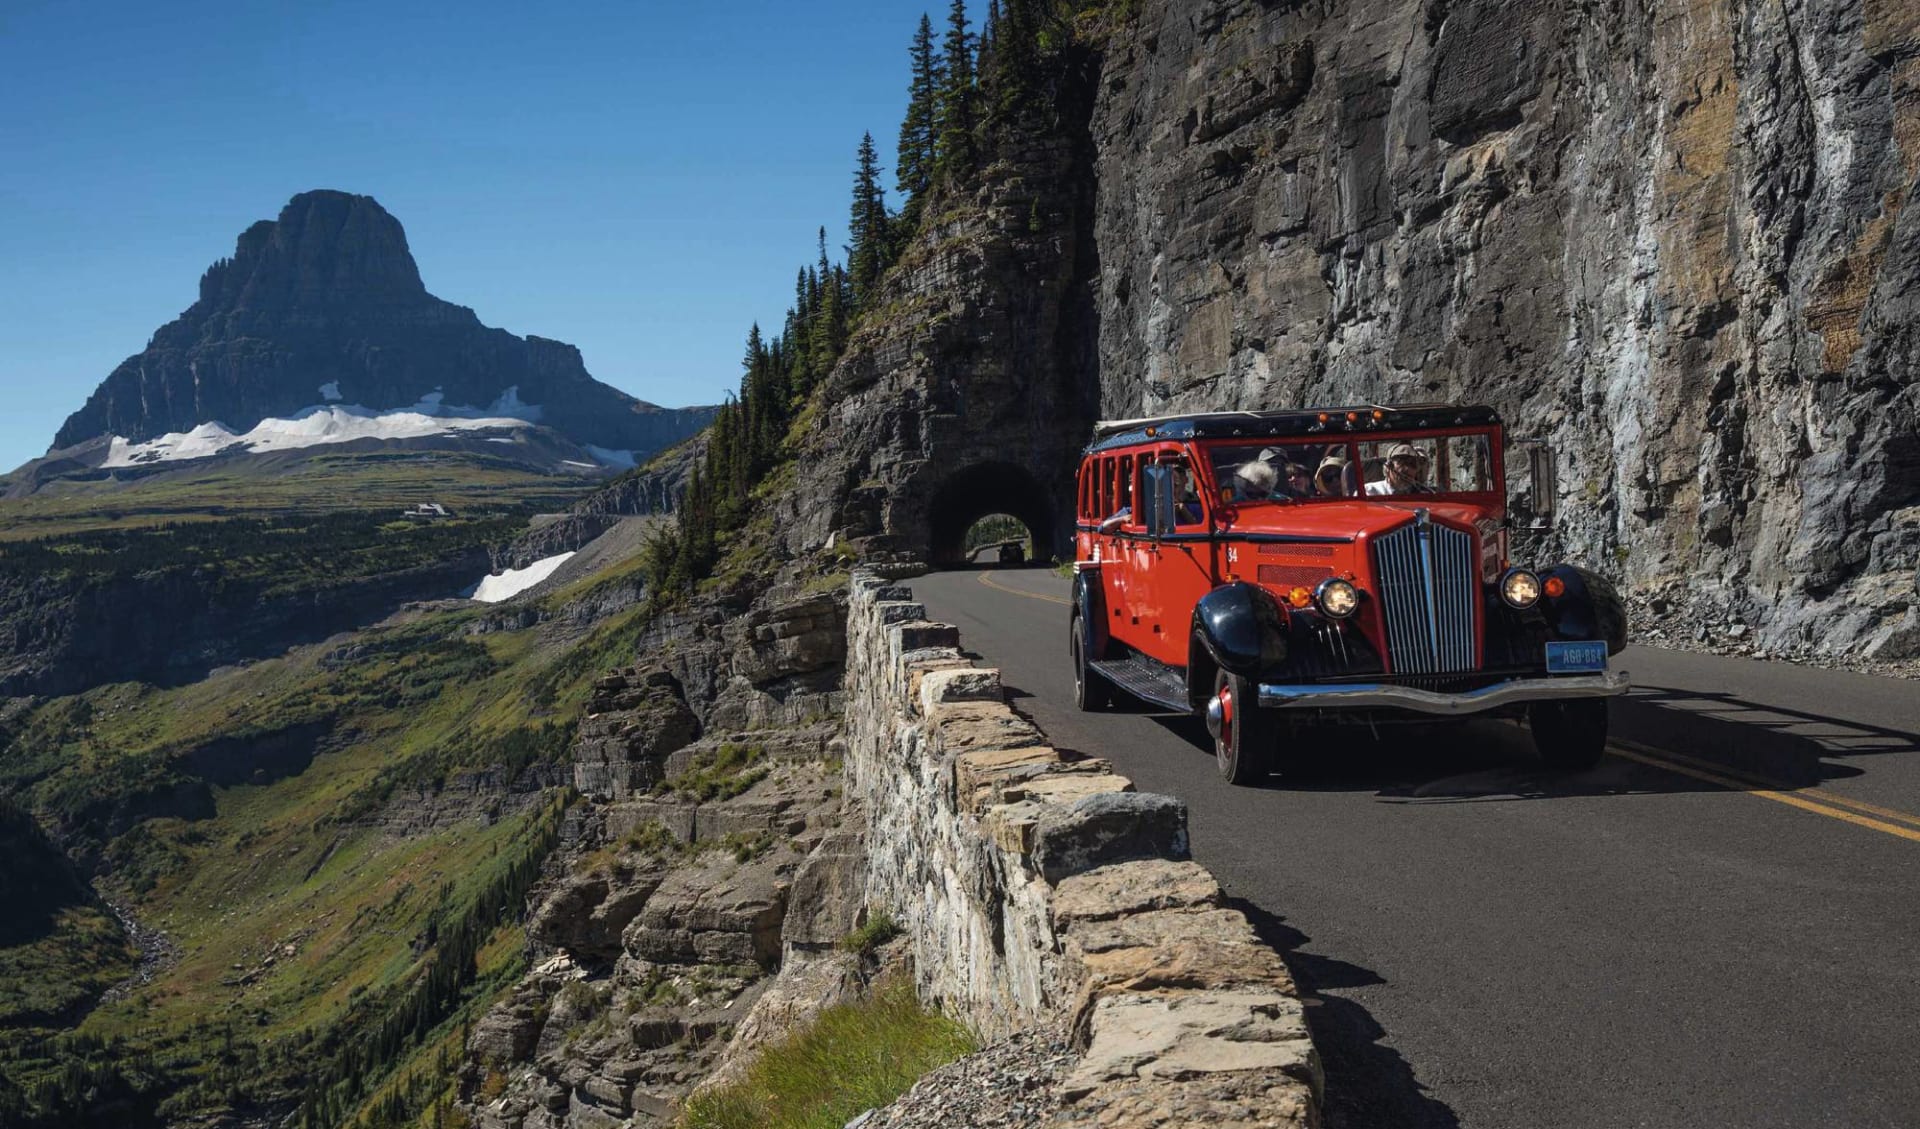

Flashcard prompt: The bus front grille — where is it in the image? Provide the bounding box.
[1371,516,1478,675]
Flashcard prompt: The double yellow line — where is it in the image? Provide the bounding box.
[970,570,1920,845]
[1610,742,1920,844]
[978,569,1071,605]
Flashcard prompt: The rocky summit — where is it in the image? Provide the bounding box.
[47,189,714,466]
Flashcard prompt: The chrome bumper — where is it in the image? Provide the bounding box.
[1257,669,1630,715]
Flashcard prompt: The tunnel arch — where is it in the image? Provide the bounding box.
[926,461,1060,567]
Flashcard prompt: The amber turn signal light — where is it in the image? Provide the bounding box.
[1543,575,1567,599]
[1286,586,1313,609]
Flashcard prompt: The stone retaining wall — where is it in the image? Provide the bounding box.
[843,571,1322,1126]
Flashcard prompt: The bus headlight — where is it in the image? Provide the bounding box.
[1315,578,1360,618]
[1501,568,1543,609]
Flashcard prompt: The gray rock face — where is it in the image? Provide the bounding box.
[1089,0,1920,656]
[52,189,716,457]
[570,668,701,801]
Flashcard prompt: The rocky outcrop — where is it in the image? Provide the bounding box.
[770,117,1103,564]
[842,572,1321,1126]
[462,736,858,1129]
[49,190,715,459]
[1089,0,1920,658]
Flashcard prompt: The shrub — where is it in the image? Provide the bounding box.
[680,977,973,1129]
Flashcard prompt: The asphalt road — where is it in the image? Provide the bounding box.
[913,566,1920,1129]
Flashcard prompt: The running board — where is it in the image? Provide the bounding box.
[1090,655,1192,713]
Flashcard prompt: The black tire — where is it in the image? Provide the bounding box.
[1212,668,1275,785]
[1071,613,1112,711]
[1529,698,1608,770]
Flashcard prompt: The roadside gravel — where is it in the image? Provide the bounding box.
[851,1026,1077,1129]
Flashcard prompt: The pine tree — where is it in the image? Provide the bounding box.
[848,132,891,307]
[984,0,1044,120]
[897,13,943,208]
[936,0,979,179]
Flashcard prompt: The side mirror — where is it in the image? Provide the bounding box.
[1508,438,1557,532]
[1149,466,1178,538]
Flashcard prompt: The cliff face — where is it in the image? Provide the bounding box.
[52,190,715,458]
[1090,0,1920,657]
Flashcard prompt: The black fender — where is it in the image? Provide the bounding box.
[1191,582,1290,677]
[1071,568,1111,660]
[1540,565,1629,654]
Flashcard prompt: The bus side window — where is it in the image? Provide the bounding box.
[1118,454,1135,523]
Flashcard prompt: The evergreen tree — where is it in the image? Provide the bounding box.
[848,132,891,307]
[809,228,846,379]
[936,0,979,179]
[896,13,943,208]
[984,0,1043,119]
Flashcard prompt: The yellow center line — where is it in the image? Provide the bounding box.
[1612,739,1920,829]
[977,569,1072,606]
[1610,747,1920,844]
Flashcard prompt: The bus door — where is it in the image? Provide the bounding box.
[1129,445,1213,669]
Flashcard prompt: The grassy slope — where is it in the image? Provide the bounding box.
[0,454,670,1127]
[0,449,593,540]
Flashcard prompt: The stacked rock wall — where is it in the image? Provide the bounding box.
[843,572,1322,1125]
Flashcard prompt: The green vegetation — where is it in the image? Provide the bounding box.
[964,513,1031,554]
[0,448,592,541]
[0,798,138,1026]
[838,910,904,956]
[679,977,974,1129]
[657,743,769,803]
[0,511,520,590]
[0,555,640,1127]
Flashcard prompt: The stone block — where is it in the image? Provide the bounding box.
[916,666,1003,713]
[929,701,1046,754]
[953,746,1064,813]
[1031,791,1189,884]
[1052,860,1223,926]
[1067,990,1318,1089]
[891,621,960,652]
[1007,771,1133,807]
[1080,933,1294,997]
[984,800,1045,855]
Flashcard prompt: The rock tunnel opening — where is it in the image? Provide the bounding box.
[927,462,1059,567]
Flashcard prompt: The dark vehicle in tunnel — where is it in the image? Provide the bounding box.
[1069,404,1629,784]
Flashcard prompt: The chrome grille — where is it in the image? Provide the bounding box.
[1371,514,1478,674]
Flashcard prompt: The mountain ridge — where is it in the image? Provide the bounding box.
[50,189,716,463]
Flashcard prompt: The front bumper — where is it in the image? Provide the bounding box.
[1257,669,1630,715]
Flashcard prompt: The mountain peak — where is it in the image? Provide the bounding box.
[195,190,426,316]
[48,192,715,460]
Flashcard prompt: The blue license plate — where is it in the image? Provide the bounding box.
[1545,640,1608,673]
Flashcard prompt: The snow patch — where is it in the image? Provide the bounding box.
[102,394,548,468]
[586,444,636,470]
[319,381,343,402]
[469,552,576,603]
[488,385,542,421]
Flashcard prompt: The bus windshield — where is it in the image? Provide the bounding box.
[1205,432,1498,503]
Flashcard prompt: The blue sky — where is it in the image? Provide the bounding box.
[0,0,938,469]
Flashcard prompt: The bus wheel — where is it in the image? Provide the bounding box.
[1071,613,1112,711]
[1211,669,1274,785]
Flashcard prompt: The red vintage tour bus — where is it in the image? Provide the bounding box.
[1070,404,1628,785]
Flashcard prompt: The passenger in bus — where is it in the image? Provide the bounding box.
[1283,462,1314,498]
[1233,459,1279,501]
[1315,454,1348,497]
[1366,443,1435,495]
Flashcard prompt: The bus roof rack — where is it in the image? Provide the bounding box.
[1087,404,1500,452]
